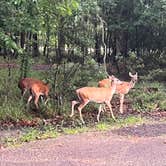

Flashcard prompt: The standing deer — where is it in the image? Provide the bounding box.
[70,75,121,124]
[98,72,138,115]
[18,78,49,108]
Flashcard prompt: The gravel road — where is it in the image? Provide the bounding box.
[0,122,166,166]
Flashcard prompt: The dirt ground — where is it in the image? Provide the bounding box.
[0,121,166,166]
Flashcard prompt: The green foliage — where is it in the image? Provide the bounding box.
[19,53,32,78]
[20,128,40,142]
[148,69,166,82]
[46,58,105,115]
[3,126,58,147]
[118,115,144,126]
[130,81,166,112]
[116,51,166,77]
[96,123,111,131]
[20,126,58,142]
[75,58,105,87]
[0,102,28,121]
[0,0,166,128]
[0,30,22,54]
[63,126,89,134]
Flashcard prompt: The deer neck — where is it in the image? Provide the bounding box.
[129,79,136,89]
[110,81,117,94]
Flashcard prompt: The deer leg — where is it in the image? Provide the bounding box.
[70,100,79,117]
[97,103,108,122]
[77,100,89,124]
[27,95,33,106]
[103,104,107,112]
[97,104,103,122]
[105,101,116,121]
[22,89,28,97]
[34,94,40,109]
[119,94,124,114]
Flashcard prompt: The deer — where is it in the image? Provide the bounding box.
[27,82,50,109]
[70,75,121,124]
[98,72,138,116]
[18,78,44,96]
[18,77,49,108]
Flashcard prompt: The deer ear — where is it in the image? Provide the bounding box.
[129,72,133,77]
[109,75,116,79]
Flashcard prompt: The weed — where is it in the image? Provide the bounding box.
[63,126,89,135]
[96,123,111,131]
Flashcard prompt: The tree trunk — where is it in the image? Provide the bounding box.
[32,33,40,57]
[94,19,101,63]
[57,17,66,63]
[20,32,25,49]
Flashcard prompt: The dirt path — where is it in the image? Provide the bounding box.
[0,122,166,166]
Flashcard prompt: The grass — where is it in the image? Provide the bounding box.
[129,81,166,112]
[96,115,145,131]
[63,126,89,135]
[2,125,59,147]
[1,114,148,148]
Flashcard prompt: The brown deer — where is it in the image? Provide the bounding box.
[98,72,138,115]
[18,78,44,96]
[27,82,49,109]
[70,75,121,124]
[18,78,49,108]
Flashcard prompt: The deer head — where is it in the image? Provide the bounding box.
[129,72,138,88]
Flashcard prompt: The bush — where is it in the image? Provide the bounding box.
[129,81,166,112]
[148,69,166,82]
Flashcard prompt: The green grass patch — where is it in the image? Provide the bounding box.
[129,81,166,112]
[1,115,147,148]
[96,115,145,131]
[63,126,89,135]
[2,125,59,147]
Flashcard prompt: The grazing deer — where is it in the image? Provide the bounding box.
[27,82,50,109]
[98,72,138,114]
[70,75,121,124]
[18,77,49,108]
[18,78,44,96]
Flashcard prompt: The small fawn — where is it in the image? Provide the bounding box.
[70,75,121,124]
[98,72,138,114]
[18,78,49,108]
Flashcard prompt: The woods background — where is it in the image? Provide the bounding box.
[0,0,165,124]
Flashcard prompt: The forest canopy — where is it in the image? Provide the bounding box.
[0,0,165,67]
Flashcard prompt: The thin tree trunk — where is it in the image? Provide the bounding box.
[20,32,25,49]
[32,33,40,57]
[57,17,65,63]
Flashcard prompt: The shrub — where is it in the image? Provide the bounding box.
[129,81,166,112]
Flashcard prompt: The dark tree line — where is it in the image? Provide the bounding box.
[0,0,166,71]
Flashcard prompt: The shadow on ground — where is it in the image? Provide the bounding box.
[112,123,166,137]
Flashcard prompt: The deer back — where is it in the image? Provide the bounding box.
[98,79,112,88]
[18,78,43,90]
[30,82,49,97]
[77,86,116,103]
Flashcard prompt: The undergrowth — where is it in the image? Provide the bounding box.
[130,81,166,112]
